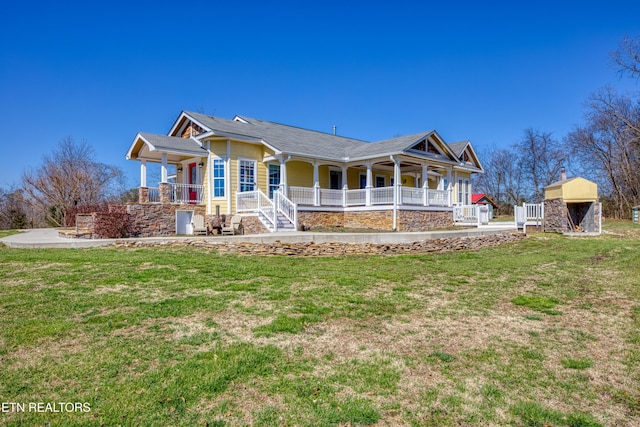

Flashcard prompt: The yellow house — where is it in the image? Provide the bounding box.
[126,111,483,233]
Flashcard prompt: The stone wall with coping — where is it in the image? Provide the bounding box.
[115,231,525,256]
[298,209,452,231]
[397,210,453,231]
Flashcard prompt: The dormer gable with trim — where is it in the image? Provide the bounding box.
[408,136,446,156]
[403,132,459,162]
[168,111,211,139]
[450,140,483,171]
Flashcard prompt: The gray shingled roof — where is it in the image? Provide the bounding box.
[166,111,470,165]
[139,132,207,155]
[448,141,469,158]
[347,132,434,160]
[187,111,369,161]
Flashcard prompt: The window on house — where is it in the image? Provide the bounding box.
[239,159,256,192]
[375,175,386,187]
[458,179,463,205]
[329,170,342,190]
[268,164,280,198]
[212,159,225,198]
[465,180,471,204]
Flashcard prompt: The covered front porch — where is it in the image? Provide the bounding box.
[128,133,208,206]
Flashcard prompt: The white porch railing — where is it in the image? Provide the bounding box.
[516,202,544,228]
[274,190,297,230]
[148,188,160,203]
[346,189,367,206]
[171,183,205,204]
[144,184,203,204]
[236,189,298,232]
[287,186,452,208]
[371,187,394,205]
[453,205,478,223]
[288,186,315,206]
[319,189,344,206]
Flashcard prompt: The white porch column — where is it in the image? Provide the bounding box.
[422,163,428,206]
[448,168,460,205]
[365,162,372,206]
[160,153,168,183]
[140,160,147,188]
[447,167,453,206]
[341,166,348,207]
[279,156,289,195]
[393,157,402,206]
[313,161,320,206]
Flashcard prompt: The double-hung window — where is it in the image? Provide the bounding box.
[212,158,225,198]
[239,159,256,192]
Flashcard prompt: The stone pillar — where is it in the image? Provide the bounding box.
[159,182,171,204]
[139,186,149,203]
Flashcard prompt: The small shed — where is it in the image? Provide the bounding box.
[633,206,640,224]
[543,174,601,234]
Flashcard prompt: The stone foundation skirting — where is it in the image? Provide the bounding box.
[298,208,453,232]
[115,231,525,256]
[126,203,206,237]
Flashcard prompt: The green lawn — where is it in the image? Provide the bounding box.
[1,221,639,426]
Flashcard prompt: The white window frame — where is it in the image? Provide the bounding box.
[211,157,226,199]
[268,163,280,198]
[238,158,257,193]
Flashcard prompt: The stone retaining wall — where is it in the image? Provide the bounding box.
[299,209,453,231]
[239,215,269,235]
[115,231,525,256]
[126,204,206,237]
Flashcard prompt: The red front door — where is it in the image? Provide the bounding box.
[188,162,197,204]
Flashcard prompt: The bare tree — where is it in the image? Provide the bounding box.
[0,187,27,229]
[567,87,640,217]
[612,36,640,79]
[473,147,527,213]
[514,129,568,203]
[22,137,125,227]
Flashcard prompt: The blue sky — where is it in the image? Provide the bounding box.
[1,0,639,188]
